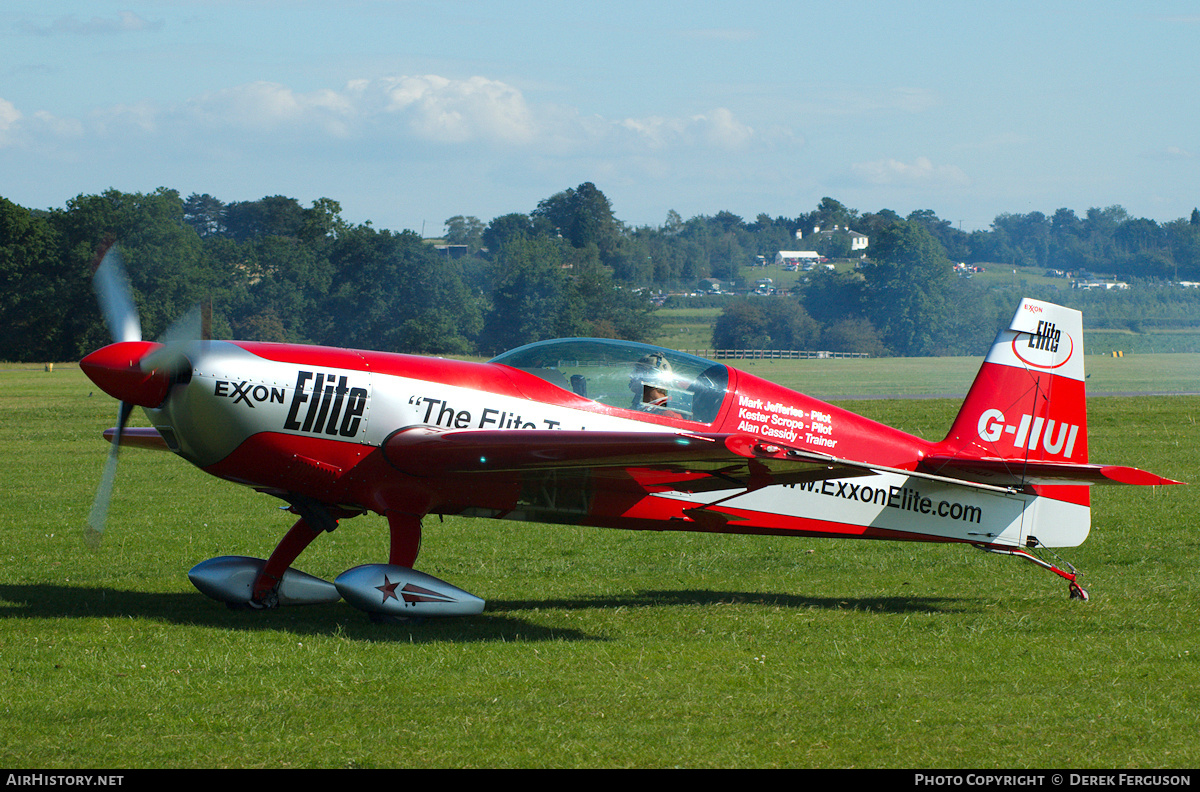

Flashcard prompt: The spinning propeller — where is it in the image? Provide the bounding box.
[82,246,200,545]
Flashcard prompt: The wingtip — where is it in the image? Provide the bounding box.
[1098,465,1185,486]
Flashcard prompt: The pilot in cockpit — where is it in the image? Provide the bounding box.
[629,353,682,418]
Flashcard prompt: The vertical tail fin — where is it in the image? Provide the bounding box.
[940,298,1087,465]
[934,298,1091,547]
[928,298,1179,552]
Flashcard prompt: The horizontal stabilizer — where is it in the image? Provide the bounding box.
[922,455,1183,487]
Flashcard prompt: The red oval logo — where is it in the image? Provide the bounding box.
[1011,331,1073,369]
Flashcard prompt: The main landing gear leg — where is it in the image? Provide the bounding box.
[386,510,423,568]
[979,543,1089,601]
[252,496,340,608]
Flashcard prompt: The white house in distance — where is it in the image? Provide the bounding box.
[804,225,869,252]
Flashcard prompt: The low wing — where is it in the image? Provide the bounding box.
[382,427,872,493]
[383,427,1183,498]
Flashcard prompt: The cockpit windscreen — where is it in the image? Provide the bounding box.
[490,338,730,424]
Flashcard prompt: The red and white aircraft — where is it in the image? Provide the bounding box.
[81,250,1180,618]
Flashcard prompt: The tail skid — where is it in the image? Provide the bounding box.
[980,544,1090,601]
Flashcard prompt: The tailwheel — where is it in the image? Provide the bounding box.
[977,540,1090,602]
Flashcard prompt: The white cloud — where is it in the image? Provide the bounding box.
[617,107,753,150]
[186,82,355,137]
[359,75,537,145]
[91,102,160,136]
[0,75,766,210]
[694,108,755,148]
[101,75,760,156]
[1146,145,1196,160]
[850,156,969,188]
[0,98,21,129]
[794,86,940,118]
[0,98,85,148]
[24,11,163,36]
[0,98,20,147]
[888,87,940,114]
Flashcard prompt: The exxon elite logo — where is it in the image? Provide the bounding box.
[1011,320,1074,370]
[977,409,1080,458]
[283,370,369,438]
[1029,320,1060,352]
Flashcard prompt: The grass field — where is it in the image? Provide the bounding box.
[2,365,1197,768]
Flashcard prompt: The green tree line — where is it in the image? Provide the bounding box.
[5,185,1200,361]
[713,214,1200,358]
[0,185,658,361]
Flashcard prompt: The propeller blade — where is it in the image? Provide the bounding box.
[92,247,142,344]
[84,246,201,547]
[85,400,134,547]
[157,303,201,346]
[140,304,201,375]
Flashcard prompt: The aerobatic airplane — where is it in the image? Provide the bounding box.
[80,249,1181,619]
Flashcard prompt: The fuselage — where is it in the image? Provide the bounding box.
[82,337,1050,549]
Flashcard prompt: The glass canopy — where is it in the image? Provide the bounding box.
[490,338,730,424]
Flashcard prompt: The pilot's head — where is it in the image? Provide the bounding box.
[630,353,674,407]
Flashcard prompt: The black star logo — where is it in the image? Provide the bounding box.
[376,575,400,603]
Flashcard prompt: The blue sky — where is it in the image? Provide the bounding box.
[2,1,1198,235]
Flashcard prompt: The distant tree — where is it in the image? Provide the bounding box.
[751,213,774,232]
[820,318,888,356]
[480,235,568,353]
[444,215,485,253]
[662,209,684,235]
[1165,218,1200,279]
[812,197,854,232]
[858,209,904,239]
[532,182,622,262]
[907,209,970,261]
[183,193,225,238]
[0,197,67,361]
[557,247,660,342]
[221,234,331,343]
[482,213,536,253]
[812,230,851,259]
[301,198,347,242]
[801,268,868,327]
[321,223,481,354]
[712,211,745,233]
[861,220,953,356]
[713,298,819,350]
[222,196,307,241]
[991,212,1050,267]
[1082,206,1130,257]
[713,300,770,349]
[1115,217,1163,253]
[49,187,208,348]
